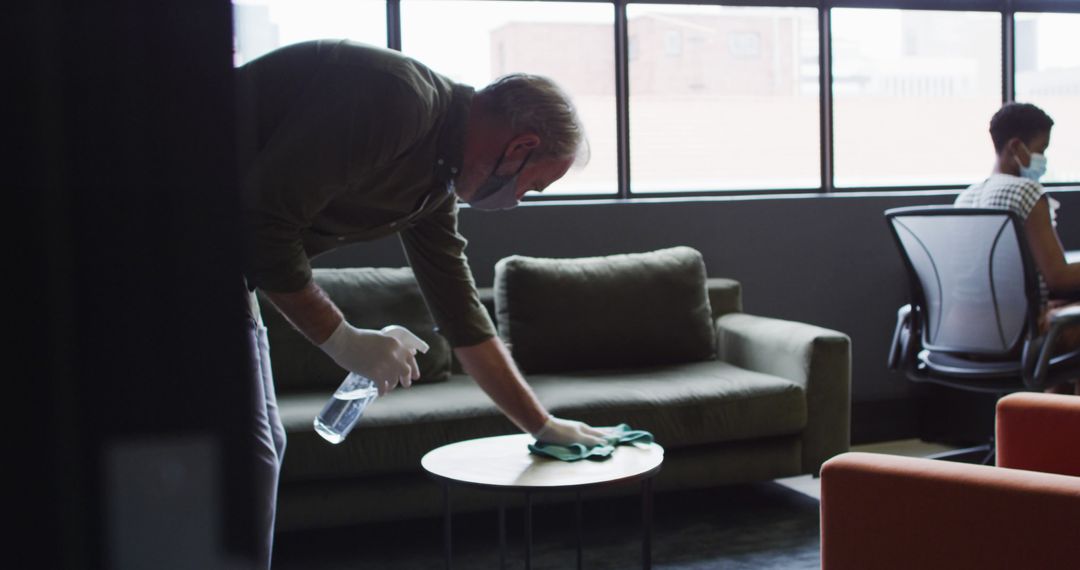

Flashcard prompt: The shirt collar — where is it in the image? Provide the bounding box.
[434,83,473,190]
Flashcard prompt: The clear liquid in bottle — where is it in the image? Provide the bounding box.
[313,373,378,444]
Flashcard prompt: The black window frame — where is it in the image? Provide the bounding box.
[380,0,1080,200]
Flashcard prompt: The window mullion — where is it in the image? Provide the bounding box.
[819,3,834,193]
[615,0,631,200]
[1002,0,1015,103]
[387,0,401,51]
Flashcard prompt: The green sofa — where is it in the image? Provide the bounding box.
[263,247,851,532]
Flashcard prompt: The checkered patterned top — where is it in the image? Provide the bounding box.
[954,173,1048,305]
[954,173,1044,218]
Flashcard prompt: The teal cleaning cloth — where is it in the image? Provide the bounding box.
[528,424,654,462]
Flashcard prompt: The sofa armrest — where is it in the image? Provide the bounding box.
[997,392,1080,477]
[820,452,1080,570]
[716,313,850,473]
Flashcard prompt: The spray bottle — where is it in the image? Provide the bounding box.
[313,326,429,444]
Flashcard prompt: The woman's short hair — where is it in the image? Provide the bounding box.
[990,102,1054,152]
[477,73,589,164]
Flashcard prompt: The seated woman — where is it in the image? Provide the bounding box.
[954,102,1079,394]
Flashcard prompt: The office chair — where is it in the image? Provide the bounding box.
[885,206,1080,464]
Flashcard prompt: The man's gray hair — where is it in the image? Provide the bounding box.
[477,73,590,164]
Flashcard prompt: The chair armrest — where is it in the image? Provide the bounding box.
[1049,304,1080,325]
[1030,305,1080,387]
[997,392,1080,477]
[821,452,1080,570]
[887,304,920,371]
[716,313,850,473]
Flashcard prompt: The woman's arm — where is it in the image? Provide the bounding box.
[1024,196,1080,294]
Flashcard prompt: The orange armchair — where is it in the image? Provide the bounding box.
[820,393,1080,570]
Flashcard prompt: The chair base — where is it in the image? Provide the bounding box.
[907,372,1021,395]
[911,347,1080,394]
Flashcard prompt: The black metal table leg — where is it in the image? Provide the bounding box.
[642,478,653,570]
[443,482,452,570]
[499,494,507,570]
[576,489,583,570]
[525,491,533,570]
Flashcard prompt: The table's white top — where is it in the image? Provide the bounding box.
[420,433,664,490]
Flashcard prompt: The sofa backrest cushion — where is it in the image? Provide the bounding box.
[259,267,452,393]
[707,278,743,318]
[494,246,715,374]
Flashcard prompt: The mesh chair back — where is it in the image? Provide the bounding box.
[886,207,1039,356]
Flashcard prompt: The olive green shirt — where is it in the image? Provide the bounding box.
[237,40,495,347]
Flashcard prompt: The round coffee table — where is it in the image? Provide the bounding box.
[421,433,664,570]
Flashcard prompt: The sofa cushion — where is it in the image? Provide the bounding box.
[259,267,452,394]
[494,246,715,374]
[277,360,806,482]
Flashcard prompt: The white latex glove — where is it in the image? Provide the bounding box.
[532,416,608,447]
[318,321,430,395]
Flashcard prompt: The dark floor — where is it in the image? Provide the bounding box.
[273,481,821,569]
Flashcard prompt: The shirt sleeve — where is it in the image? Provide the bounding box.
[399,197,497,347]
[242,63,431,293]
[1012,180,1045,220]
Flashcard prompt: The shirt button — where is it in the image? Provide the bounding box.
[337,236,346,241]
[450,167,458,173]
[437,159,445,165]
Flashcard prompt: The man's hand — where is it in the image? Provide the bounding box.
[532,416,608,447]
[318,321,430,395]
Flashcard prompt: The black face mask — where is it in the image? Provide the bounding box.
[467,151,532,210]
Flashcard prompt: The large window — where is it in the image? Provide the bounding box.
[232,1,1080,197]
[627,5,819,193]
[401,1,616,196]
[232,0,386,66]
[832,9,1001,187]
[1016,12,1080,184]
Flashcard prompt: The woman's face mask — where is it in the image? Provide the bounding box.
[467,151,532,211]
[1019,152,1048,182]
[1016,142,1048,182]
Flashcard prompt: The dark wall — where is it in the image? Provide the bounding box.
[15,1,255,567]
[315,188,1080,443]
